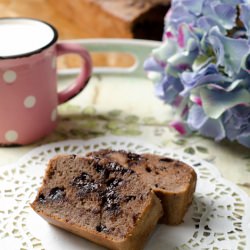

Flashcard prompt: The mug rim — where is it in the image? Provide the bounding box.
[0,17,58,60]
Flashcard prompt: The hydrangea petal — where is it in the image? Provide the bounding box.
[168,5,196,29]
[240,4,250,36]
[147,71,162,83]
[154,74,184,104]
[241,53,250,72]
[223,107,250,141]
[206,30,225,67]
[222,39,249,75]
[163,86,181,104]
[168,39,199,71]
[143,57,164,72]
[232,105,250,119]
[177,25,185,48]
[190,95,203,106]
[200,88,250,119]
[223,112,239,141]
[168,75,184,92]
[166,63,183,78]
[177,24,202,51]
[170,121,188,135]
[199,118,226,141]
[145,0,250,148]
[202,0,218,16]
[152,39,178,62]
[214,4,236,29]
[164,76,183,103]
[155,81,166,100]
[238,135,250,148]
[209,27,250,75]
[207,79,244,92]
[223,106,250,143]
[192,54,215,71]
[202,0,236,32]
[173,0,204,15]
[181,64,229,95]
[220,0,244,4]
[187,105,208,130]
[168,51,194,68]
[236,68,250,91]
[197,16,226,34]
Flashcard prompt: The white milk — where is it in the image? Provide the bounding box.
[0,19,55,57]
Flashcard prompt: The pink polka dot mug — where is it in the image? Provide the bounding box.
[0,18,92,145]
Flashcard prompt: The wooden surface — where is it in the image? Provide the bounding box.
[0,0,83,39]
[0,0,135,68]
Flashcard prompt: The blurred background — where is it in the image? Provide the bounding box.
[0,0,170,69]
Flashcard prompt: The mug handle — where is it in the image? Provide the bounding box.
[56,43,92,104]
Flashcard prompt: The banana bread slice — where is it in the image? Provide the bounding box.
[31,155,163,250]
[87,150,197,225]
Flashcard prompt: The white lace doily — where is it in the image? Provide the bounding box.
[0,136,250,250]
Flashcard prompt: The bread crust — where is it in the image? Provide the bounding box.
[32,192,162,250]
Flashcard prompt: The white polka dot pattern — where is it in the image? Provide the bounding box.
[51,109,57,121]
[3,70,17,84]
[5,130,18,142]
[24,96,36,108]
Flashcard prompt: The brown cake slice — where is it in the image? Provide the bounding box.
[87,150,197,225]
[31,155,163,250]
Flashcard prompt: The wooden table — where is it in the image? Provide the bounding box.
[0,0,83,39]
[0,0,135,68]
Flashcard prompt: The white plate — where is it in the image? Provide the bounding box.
[0,136,249,250]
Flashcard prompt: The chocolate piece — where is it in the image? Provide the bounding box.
[159,157,174,162]
[48,187,66,201]
[38,194,46,203]
[96,224,108,233]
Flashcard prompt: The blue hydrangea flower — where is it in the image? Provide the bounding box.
[145,0,250,147]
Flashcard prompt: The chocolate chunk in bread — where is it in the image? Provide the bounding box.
[31,155,163,250]
[87,150,197,225]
